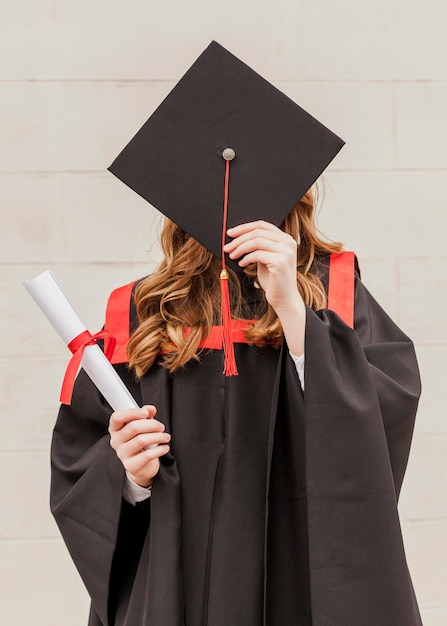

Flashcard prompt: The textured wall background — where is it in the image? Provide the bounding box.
[1,1,446,624]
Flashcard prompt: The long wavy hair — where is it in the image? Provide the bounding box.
[128,186,342,377]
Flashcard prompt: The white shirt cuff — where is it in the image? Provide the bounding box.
[289,350,305,391]
[123,472,152,505]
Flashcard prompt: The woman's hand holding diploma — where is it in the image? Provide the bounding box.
[109,405,171,488]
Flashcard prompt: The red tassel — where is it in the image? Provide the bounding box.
[220,154,238,376]
[220,269,238,376]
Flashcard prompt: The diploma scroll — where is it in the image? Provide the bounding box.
[23,270,139,411]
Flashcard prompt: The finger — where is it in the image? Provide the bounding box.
[110,418,166,450]
[115,417,166,446]
[109,404,157,433]
[227,220,280,238]
[227,236,288,260]
[125,445,171,475]
[224,226,284,251]
[225,234,283,257]
[116,431,171,459]
[227,225,284,243]
[237,250,284,268]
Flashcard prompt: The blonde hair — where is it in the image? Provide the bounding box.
[128,187,342,377]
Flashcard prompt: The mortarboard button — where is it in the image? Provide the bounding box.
[222,148,236,161]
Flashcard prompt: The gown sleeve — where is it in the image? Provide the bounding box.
[351,277,421,497]
[300,276,422,625]
[50,364,147,626]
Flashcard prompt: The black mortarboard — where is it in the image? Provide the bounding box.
[108,41,344,375]
[108,41,344,271]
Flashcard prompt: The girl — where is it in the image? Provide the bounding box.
[51,191,422,625]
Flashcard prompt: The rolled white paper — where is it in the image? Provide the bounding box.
[24,270,138,411]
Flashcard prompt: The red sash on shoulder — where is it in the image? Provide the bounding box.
[105,281,136,364]
[327,251,355,328]
[104,253,356,364]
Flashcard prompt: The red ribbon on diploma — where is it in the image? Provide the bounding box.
[60,330,116,405]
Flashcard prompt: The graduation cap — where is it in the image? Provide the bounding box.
[108,40,344,374]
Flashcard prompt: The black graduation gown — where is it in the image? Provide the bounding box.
[50,272,422,626]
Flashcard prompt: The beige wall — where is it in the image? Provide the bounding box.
[1,1,446,624]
